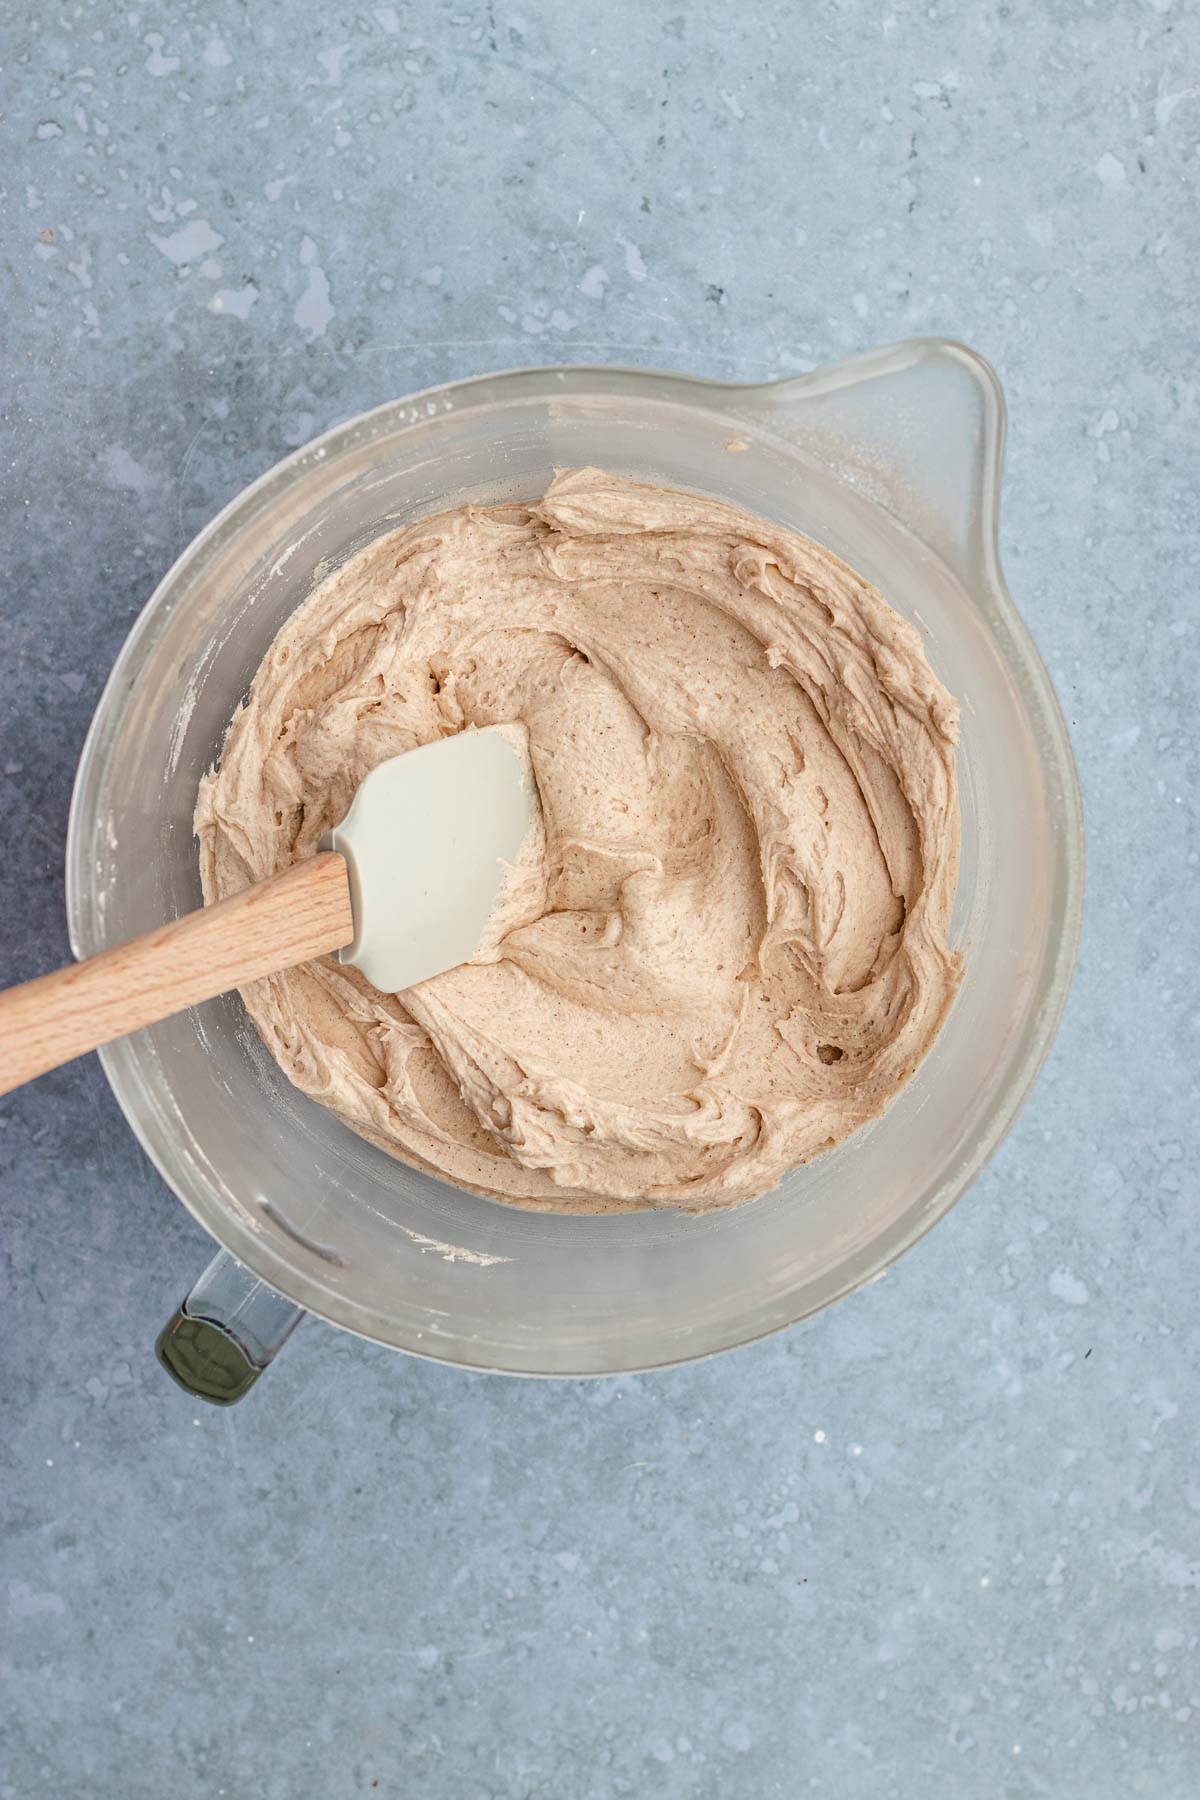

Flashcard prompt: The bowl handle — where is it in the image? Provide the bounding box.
[156,1249,305,1405]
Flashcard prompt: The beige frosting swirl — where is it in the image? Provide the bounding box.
[197,469,962,1212]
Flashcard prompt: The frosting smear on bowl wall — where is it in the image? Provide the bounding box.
[196,468,962,1213]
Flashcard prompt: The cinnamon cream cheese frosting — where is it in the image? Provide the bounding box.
[196,469,962,1213]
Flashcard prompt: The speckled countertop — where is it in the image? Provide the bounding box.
[2,3,1197,1796]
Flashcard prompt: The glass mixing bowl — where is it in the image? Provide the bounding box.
[66,341,1084,1387]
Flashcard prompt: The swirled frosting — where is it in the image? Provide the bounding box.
[197,469,962,1212]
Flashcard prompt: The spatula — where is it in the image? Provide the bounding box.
[0,726,536,1098]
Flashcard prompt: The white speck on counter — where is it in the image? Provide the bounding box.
[148,219,224,266]
[1094,151,1128,190]
[1048,1267,1090,1306]
[144,34,181,78]
[618,237,647,282]
[294,235,334,338]
[209,283,259,319]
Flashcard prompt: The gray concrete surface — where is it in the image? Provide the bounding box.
[2,2,1198,1795]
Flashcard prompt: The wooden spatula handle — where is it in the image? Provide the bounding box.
[0,852,353,1098]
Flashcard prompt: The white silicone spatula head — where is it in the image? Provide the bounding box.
[324,724,536,993]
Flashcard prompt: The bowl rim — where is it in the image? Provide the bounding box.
[66,341,1086,1375]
